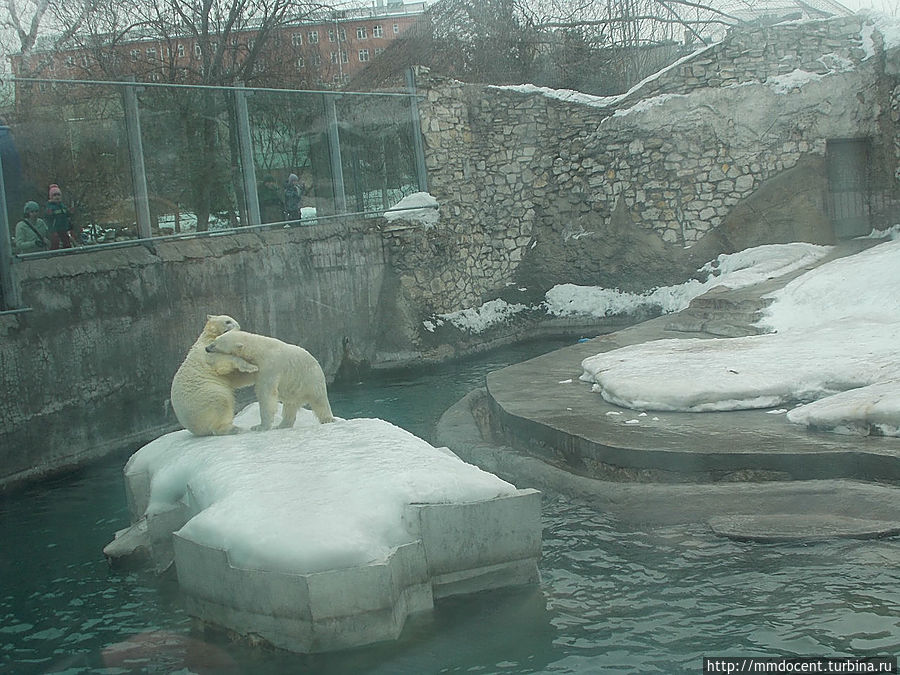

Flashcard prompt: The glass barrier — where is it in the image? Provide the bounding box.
[1,78,426,255]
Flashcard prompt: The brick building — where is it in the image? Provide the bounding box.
[9,1,427,92]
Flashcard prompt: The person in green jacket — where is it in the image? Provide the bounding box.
[14,201,50,253]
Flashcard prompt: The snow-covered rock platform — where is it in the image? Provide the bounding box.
[104,406,541,653]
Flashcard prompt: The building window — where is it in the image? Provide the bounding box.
[308,30,319,43]
[393,23,400,33]
[297,57,305,69]
[65,56,75,68]
[146,48,156,59]
[130,49,140,61]
[194,44,202,57]
[178,44,185,58]
[356,26,367,39]
[292,33,303,46]
[312,53,322,66]
[359,49,370,62]
[330,51,338,64]
[373,24,383,38]
[340,28,347,41]
[374,47,384,57]
[328,29,336,42]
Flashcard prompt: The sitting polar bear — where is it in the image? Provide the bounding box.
[170,315,259,436]
[206,330,335,430]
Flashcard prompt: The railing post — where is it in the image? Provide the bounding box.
[405,67,428,194]
[122,81,153,241]
[324,95,347,214]
[234,83,260,226]
[0,127,22,309]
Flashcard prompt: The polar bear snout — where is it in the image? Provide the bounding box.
[205,344,216,353]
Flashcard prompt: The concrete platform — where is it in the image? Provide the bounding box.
[104,417,542,653]
[172,491,540,653]
[436,240,900,541]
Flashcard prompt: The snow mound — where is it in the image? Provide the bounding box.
[787,379,900,437]
[126,405,516,575]
[546,242,830,318]
[384,192,440,227]
[580,238,900,424]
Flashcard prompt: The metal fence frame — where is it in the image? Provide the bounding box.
[0,72,429,313]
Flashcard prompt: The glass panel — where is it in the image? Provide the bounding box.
[139,86,237,234]
[335,93,419,216]
[246,89,325,225]
[5,81,135,245]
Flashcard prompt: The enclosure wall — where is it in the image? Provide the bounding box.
[0,223,386,487]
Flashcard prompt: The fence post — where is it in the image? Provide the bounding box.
[324,95,347,214]
[234,83,260,226]
[122,82,153,241]
[405,67,428,194]
[0,127,22,310]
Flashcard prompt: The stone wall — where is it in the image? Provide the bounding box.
[385,15,893,323]
[0,222,388,488]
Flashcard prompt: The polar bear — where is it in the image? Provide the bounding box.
[205,330,335,430]
[170,315,259,436]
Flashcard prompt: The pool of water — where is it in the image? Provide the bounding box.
[2,338,899,674]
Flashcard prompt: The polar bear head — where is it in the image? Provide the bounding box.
[205,329,248,358]
[202,314,240,339]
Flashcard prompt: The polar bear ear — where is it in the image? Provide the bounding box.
[207,314,213,320]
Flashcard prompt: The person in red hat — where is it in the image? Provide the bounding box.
[45,184,81,249]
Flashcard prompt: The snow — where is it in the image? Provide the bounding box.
[384,191,440,227]
[579,232,900,436]
[432,242,829,335]
[547,242,829,318]
[425,298,528,334]
[126,406,516,575]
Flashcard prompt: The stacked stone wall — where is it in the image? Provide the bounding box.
[625,16,875,103]
[386,15,892,318]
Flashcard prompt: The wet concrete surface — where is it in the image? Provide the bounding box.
[436,239,900,541]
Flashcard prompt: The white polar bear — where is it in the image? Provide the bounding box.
[170,315,259,436]
[205,330,335,430]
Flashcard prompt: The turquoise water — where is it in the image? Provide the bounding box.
[2,339,899,674]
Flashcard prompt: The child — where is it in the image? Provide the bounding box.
[45,184,81,249]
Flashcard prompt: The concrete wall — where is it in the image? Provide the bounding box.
[0,222,387,487]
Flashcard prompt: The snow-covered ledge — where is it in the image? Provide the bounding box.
[104,405,541,653]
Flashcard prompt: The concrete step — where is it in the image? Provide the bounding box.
[709,514,900,542]
[664,286,774,336]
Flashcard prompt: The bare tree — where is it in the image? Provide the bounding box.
[42,0,327,229]
[1,0,96,74]
[357,0,745,94]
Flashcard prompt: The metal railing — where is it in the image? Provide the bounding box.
[0,71,429,310]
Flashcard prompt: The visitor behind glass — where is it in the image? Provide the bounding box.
[45,184,82,249]
[14,200,50,253]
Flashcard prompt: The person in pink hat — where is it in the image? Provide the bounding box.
[45,184,81,249]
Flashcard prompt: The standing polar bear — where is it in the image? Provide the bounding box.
[170,315,259,436]
[206,330,335,430]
